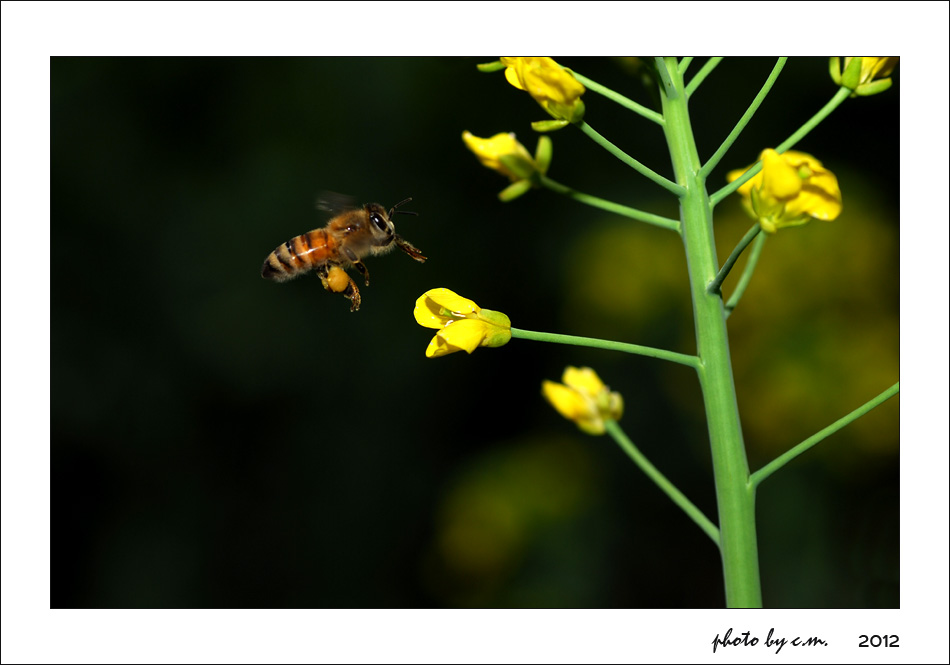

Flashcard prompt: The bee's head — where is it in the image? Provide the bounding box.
[366,197,418,251]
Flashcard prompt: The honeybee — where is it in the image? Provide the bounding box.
[261,197,426,311]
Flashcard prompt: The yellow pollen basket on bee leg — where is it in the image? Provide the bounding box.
[326,266,350,293]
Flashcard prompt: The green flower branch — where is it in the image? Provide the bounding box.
[510,327,699,369]
[708,223,762,296]
[575,120,685,196]
[606,420,721,547]
[570,70,664,125]
[538,175,681,233]
[750,382,900,488]
[700,58,787,179]
[724,231,768,318]
[685,57,723,98]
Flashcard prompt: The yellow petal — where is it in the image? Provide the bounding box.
[726,164,761,197]
[858,57,899,85]
[503,64,527,91]
[500,57,585,122]
[414,288,480,329]
[414,291,453,328]
[542,381,598,422]
[760,149,802,201]
[561,366,606,397]
[775,152,842,222]
[462,131,533,181]
[785,183,842,221]
[426,288,480,317]
[425,333,456,358]
[428,319,490,357]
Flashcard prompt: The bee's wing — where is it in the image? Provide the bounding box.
[315,191,357,219]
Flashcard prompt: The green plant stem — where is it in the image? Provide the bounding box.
[576,121,685,197]
[724,231,768,318]
[510,328,699,369]
[685,57,723,98]
[538,175,681,233]
[570,72,664,125]
[700,58,786,179]
[709,86,851,208]
[605,420,721,547]
[708,224,762,295]
[678,57,694,75]
[660,57,761,608]
[654,57,677,99]
[750,382,900,488]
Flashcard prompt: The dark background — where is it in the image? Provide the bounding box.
[51,57,899,608]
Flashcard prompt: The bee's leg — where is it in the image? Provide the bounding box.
[395,235,427,263]
[341,246,371,286]
[315,264,333,291]
[351,260,371,286]
[342,280,361,312]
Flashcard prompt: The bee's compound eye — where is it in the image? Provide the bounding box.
[370,212,388,232]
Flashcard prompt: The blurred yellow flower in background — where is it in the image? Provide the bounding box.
[728,149,842,233]
[414,288,512,358]
[542,366,623,435]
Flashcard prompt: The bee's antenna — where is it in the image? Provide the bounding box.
[390,197,418,219]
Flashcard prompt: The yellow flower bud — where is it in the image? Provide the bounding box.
[462,131,536,182]
[830,57,898,97]
[462,131,551,202]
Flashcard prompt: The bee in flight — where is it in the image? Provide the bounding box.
[261,197,426,311]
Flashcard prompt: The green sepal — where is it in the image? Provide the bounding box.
[498,179,533,202]
[841,56,863,89]
[568,99,586,123]
[476,60,506,73]
[749,185,763,218]
[829,57,842,85]
[499,153,537,180]
[477,308,513,336]
[531,119,569,133]
[856,78,893,96]
[534,135,553,175]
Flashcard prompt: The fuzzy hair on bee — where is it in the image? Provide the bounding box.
[261,197,425,312]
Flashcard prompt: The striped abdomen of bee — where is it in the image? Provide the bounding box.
[260,229,338,283]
